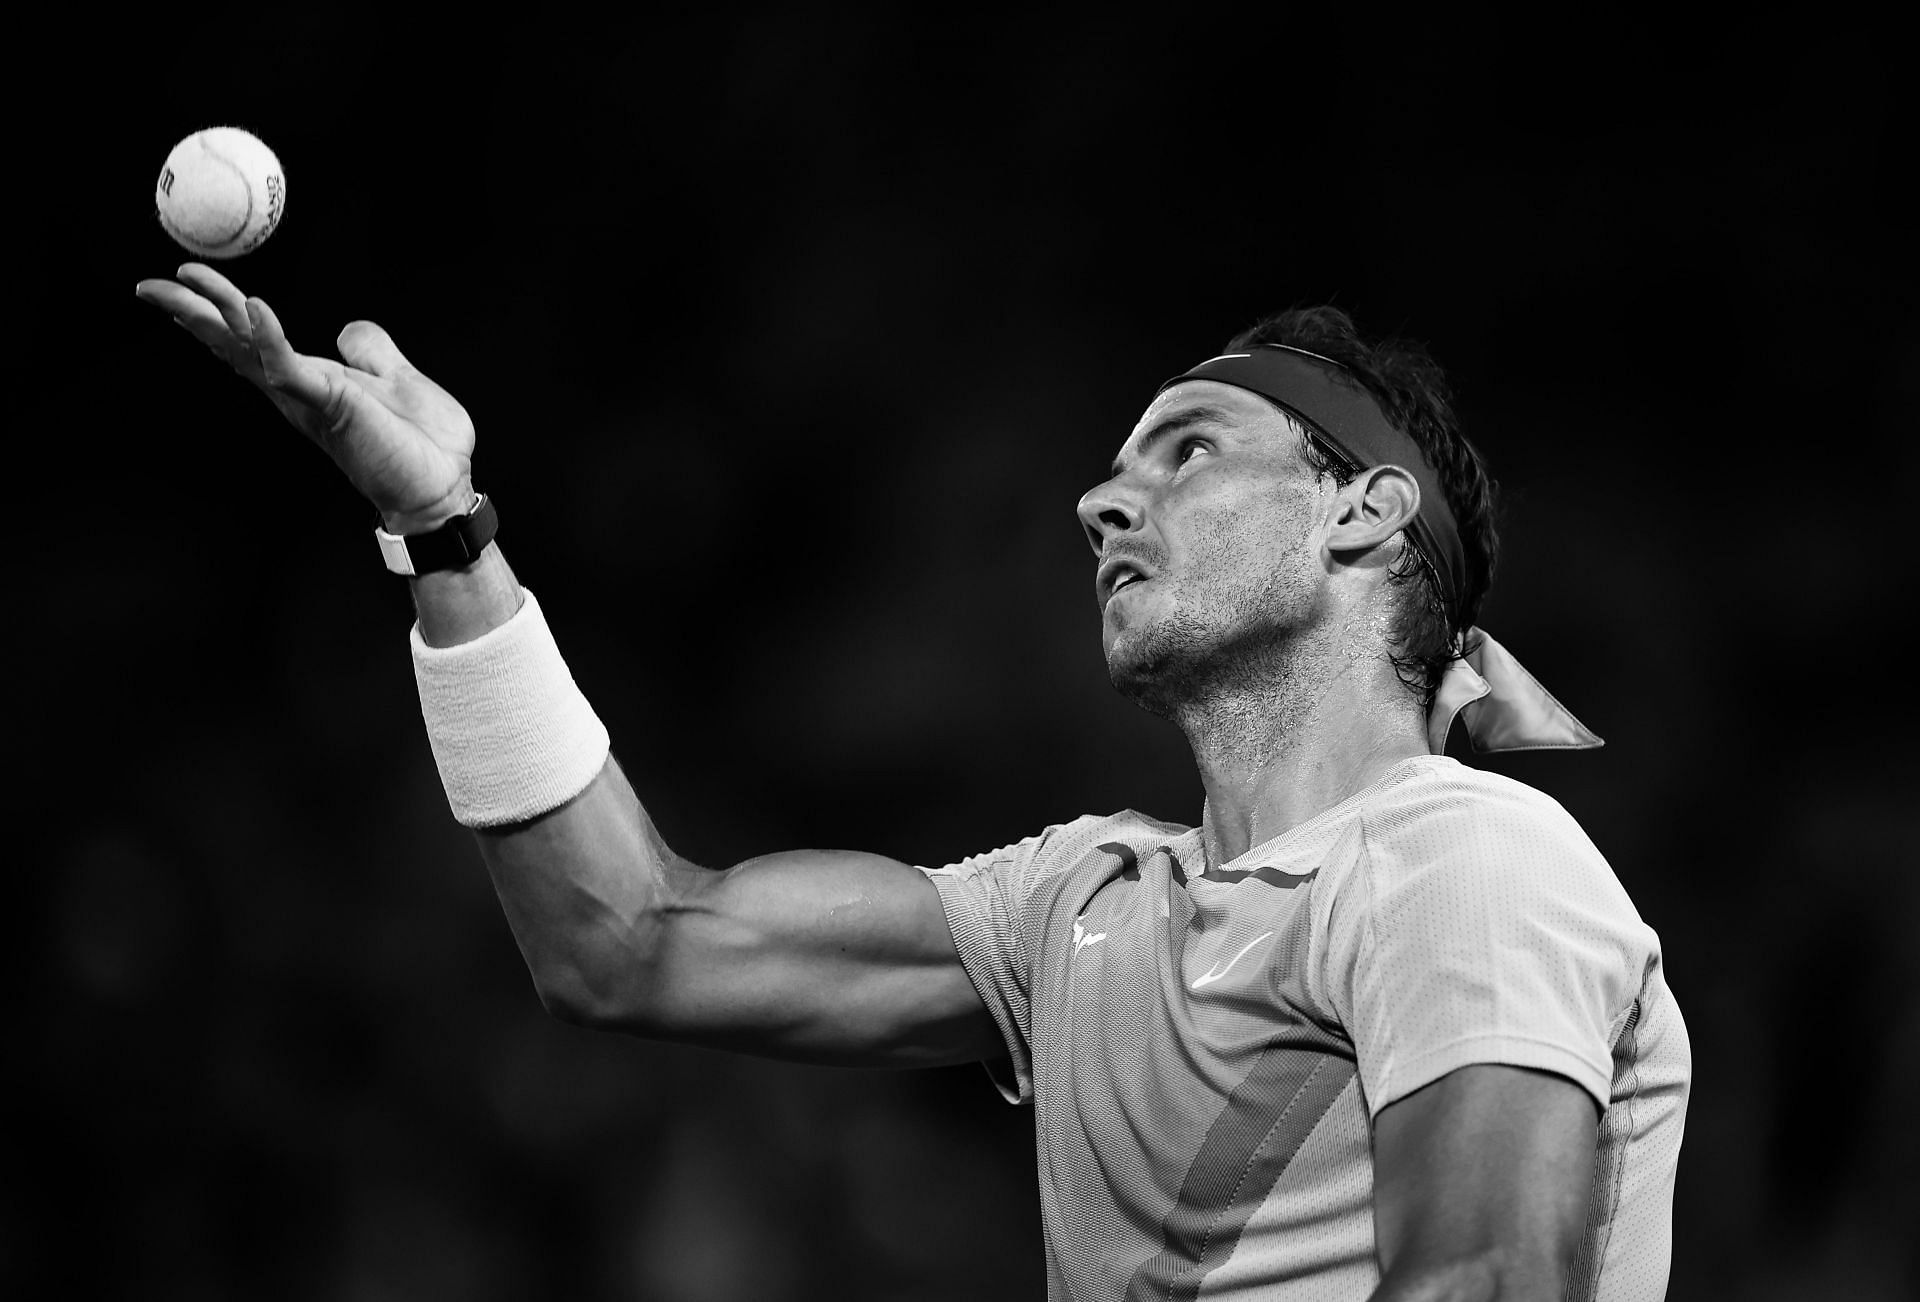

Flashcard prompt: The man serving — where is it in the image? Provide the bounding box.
[136,263,1689,1302]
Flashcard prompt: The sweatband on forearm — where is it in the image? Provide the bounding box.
[410,587,611,828]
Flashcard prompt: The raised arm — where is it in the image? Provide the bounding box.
[135,265,1001,1069]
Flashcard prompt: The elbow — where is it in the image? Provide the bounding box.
[528,947,662,1033]
[520,889,684,1032]
[525,882,719,1036]
[533,972,610,1029]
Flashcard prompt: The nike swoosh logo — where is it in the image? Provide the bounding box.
[1191,930,1277,989]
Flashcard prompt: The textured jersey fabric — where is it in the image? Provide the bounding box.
[921,755,1689,1301]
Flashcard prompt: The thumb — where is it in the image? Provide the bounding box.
[335,319,411,377]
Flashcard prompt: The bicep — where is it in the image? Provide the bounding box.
[474,754,1002,1069]
[630,846,1003,1068]
[1370,1064,1598,1298]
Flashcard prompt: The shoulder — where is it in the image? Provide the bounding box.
[1332,763,1661,1036]
[1365,759,1602,865]
[929,809,1194,884]
[1355,759,1631,914]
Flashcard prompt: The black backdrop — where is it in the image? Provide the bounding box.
[20,16,1913,1300]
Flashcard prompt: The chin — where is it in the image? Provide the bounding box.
[1105,602,1302,720]
[1105,620,1204,720]
[1109,664,1182,720]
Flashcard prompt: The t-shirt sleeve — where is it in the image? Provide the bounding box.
[1321,784,1657,1116]
[919,819,1094,1104]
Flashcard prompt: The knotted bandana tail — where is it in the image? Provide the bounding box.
[1428,628,1604,755]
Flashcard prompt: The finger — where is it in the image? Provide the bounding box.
[172,301,240,356]
[246,297,335,411]
[335,320,412,379]
[139,274,265,382]
[135,278,218,319]
[175,262,254,340]
[164,289,247,360]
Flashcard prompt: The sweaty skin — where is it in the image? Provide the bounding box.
[1078,382,1431,865]
[136,268,1604,1299]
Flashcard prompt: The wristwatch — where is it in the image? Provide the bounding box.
[374,493,498,576]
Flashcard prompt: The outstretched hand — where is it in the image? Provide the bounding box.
[135,263,476,533]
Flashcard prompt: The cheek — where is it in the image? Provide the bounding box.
[1178,488,1318,583]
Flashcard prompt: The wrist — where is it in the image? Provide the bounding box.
[411,543,525,648]
[375,490,497,581]
[382,481,478,535]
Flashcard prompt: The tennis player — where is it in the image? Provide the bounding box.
[137,262,1690,1302]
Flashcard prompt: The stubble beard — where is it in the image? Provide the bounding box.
[1107,599,1218,720]
[1106,559,1322,725]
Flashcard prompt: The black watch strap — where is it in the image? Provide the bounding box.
[374,493,498,576]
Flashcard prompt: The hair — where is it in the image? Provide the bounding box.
[1224,306,1499,708]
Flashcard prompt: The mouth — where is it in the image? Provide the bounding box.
[1099,557,1155,605]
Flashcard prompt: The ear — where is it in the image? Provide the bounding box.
[1325,465,1421,557]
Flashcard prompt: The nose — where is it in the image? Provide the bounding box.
[1075,476,1145,556]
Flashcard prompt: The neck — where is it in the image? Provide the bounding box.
[1175,622,1431,866]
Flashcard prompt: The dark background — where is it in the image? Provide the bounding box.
[18,15,1912,1300]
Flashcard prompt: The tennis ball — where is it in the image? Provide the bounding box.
[155,127,286,259]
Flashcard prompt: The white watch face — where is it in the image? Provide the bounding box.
[375,528,418,576]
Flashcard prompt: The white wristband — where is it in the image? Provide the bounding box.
[410,587,612,828]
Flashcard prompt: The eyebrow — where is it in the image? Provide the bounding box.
[1109,404,1239,479]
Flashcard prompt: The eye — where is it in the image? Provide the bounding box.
[1177,438,1209,465]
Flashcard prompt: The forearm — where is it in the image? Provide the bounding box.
[400,543,996,1064]
[408,543,698,1023]
[143,230,992,1057]
[408,538,525,648]
[476,756,702,1025]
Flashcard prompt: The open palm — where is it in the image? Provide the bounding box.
[136,263,476,532]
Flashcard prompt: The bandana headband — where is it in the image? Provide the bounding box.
[1156,344,1603,755]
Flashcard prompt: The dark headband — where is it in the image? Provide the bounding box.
[1155,346,1467,611]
